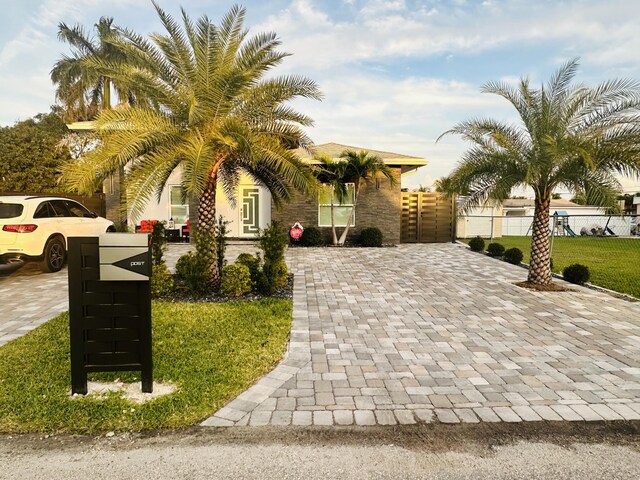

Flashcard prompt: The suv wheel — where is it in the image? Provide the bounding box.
[41,238,65,273]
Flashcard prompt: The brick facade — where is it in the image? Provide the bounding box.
[272,168,402,244]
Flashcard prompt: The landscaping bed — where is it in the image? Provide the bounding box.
[462,236,640,298]
[0,299,292,434]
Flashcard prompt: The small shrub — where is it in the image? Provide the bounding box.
[220,264,252,297]
[359,227,383,247]
[563,264,590,285]
[275,260,289,289]
[236,253,260,288]
[150,221,167,266]
[300,226,324,247]
[259,222,288,295]
[503,247,524,265]
[150,263,174,298]
[215,215,230,277]
[486,242,505,257]
[175,252,208,294]
[468,236,485,252]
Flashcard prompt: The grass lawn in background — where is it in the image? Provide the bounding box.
[465,236,640,298]
[0,299,292,434]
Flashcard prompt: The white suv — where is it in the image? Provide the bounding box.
[0,196,115,272]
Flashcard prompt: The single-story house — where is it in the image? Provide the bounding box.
[66,123,427,244]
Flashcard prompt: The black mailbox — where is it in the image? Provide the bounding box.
[68,235,153,395]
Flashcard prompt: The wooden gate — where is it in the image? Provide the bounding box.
[401,192,454,243]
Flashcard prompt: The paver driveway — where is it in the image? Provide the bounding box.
[204,243,640,426]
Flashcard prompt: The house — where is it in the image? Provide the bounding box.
[457,198,632,238]
[66,123,428,243]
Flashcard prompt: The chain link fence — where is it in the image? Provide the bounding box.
[457,214,640,298]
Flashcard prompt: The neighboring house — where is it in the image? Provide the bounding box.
[65,123,427,243]
[457,198,633,238]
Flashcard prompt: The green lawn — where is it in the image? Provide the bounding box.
[0,299,292,434]
[467,236,640,298]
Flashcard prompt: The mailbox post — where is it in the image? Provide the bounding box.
[68,234,153,395]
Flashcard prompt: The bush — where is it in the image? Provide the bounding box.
[503,247,524,265]
[150,221,167,266]
[359,227,383,247]
[175,252,208,294]
[275,260,289,289]
[486,242,505,257]
[259,222,288,295]
[215,215,230,277]
[468,236,485,252]
[563,264,590,285]
[220,264,252,297]
[236,253,260,289]
[151,263,174,298]
[300,226,324,247]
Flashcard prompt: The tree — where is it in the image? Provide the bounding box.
[0,110,71,193]
[440,59,640,286]
[51,17,134,122]
[337,150,397,246]
[60,3,321,288]
[313,155,348,246]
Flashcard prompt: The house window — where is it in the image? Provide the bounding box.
[169,186,189,224]
[318,183,355,227]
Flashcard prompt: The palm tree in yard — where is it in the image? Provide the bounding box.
[60,3,321,288]
[337,150,397,246]
[51,17,134,121]
[313,155,348,246]
[440,59,640,286]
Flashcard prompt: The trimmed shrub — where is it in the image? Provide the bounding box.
[563,264,590,285]
[150,221,167,266]
[175,252,208,294]
[215,215,230,277]
[275,260,289,289]
[486,242,505,257]
[151,263,174,298]
[259,222,288,295]
[236,253,260,289]
[300,226,324,247]
[468,236,485,252]
[359,227,383,247]
[220,263,252,297]
[503,247,524,265]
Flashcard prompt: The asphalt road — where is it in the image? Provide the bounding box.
[2,423,639,480]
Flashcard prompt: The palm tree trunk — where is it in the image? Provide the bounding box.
[527,196,553,285]
[197,174,219,289]
[103,77,111,110]
[330,196,338,246]
[337,184,359,246]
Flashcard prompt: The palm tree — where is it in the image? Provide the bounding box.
[60,3,321,288]
[337,150,397,246]
[51,17,134,121]
[313,155,348,246]
[440,59,640,286]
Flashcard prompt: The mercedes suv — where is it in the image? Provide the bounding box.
[0,196,115,272]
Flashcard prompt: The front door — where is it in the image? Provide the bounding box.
[240,187,261,237]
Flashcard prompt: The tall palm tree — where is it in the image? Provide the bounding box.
[313,155,348,246]
[51,17,134,122]
[60,3,321,287]
[337,150,397,246]
[440,59,640,286]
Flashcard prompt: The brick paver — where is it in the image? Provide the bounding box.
[204,243,640,426]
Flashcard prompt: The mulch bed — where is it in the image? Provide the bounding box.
[515,281,572,292]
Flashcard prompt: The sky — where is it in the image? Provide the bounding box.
[1,0,640,193]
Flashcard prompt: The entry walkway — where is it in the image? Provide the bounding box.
[204,243,640,426]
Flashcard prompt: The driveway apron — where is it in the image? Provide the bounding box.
[204,243,640,426]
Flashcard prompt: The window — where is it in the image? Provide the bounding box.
[318,183,355,227]
[0,203,23,219]
[33,202,53,219]
[65,200,93,218]
[49,200,71,217]
[169,186,189,224]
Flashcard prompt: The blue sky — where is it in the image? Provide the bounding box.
[1,0,640,192]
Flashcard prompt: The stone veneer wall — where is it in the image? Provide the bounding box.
[272,168,402,244]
